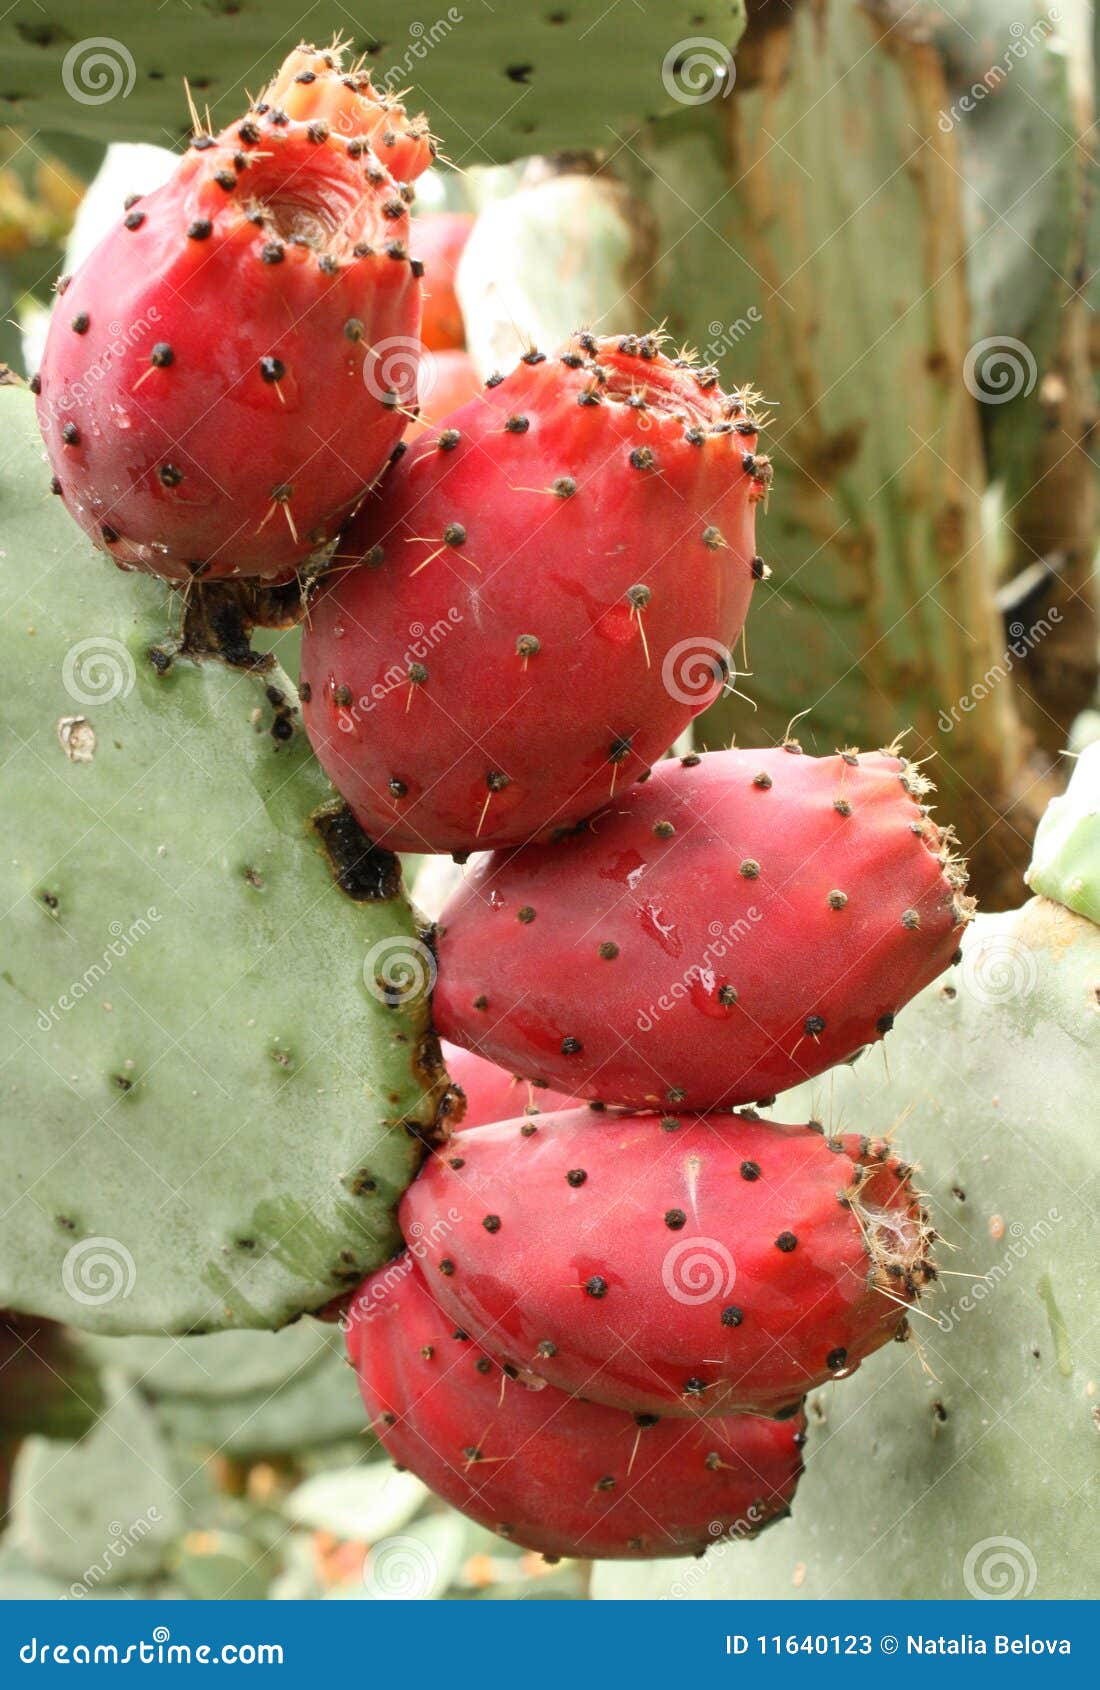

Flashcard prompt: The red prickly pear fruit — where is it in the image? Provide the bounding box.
[405,350,481,442]
[35,42,431,584]
[401,1110,932,1418]
[442,1039,582,1128]
[433,744,973,1108]
[413,212,474,350]
[300,333,767,852]
[346,1252,806,1558]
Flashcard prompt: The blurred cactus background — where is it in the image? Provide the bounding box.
[1,0,1096,1603]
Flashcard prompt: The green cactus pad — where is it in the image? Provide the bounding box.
[0,385,447,1336]
[0,3,744,165]
[595,897,1099,1600]
[11,1373,181,1585]
[1026,744,1100,926]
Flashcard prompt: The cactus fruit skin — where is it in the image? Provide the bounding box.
[442,1040,581,1128]
[300,334,766,853]
[35,44,426,584]
[346,1253,806,1558]
[434,745,972,1109]
[400,1110,930,1418]
[414,212,474,350]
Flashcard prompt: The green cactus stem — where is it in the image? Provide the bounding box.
[616,0,1053,900]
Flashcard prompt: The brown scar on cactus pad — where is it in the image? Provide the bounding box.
[300,331,767,853]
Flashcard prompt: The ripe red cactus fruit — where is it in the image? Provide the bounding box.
[401,1110,933,1419]
[433,744,972,1107]
[346,1251,806,1558]
[412,211,474,350]
[300,332,768,852]
[442,1039,582,1128]
[35,42,431,583]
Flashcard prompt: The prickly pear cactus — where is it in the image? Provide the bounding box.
[0,2,744,162]
[0,384,447,1336]
[594,757,1099,1600]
